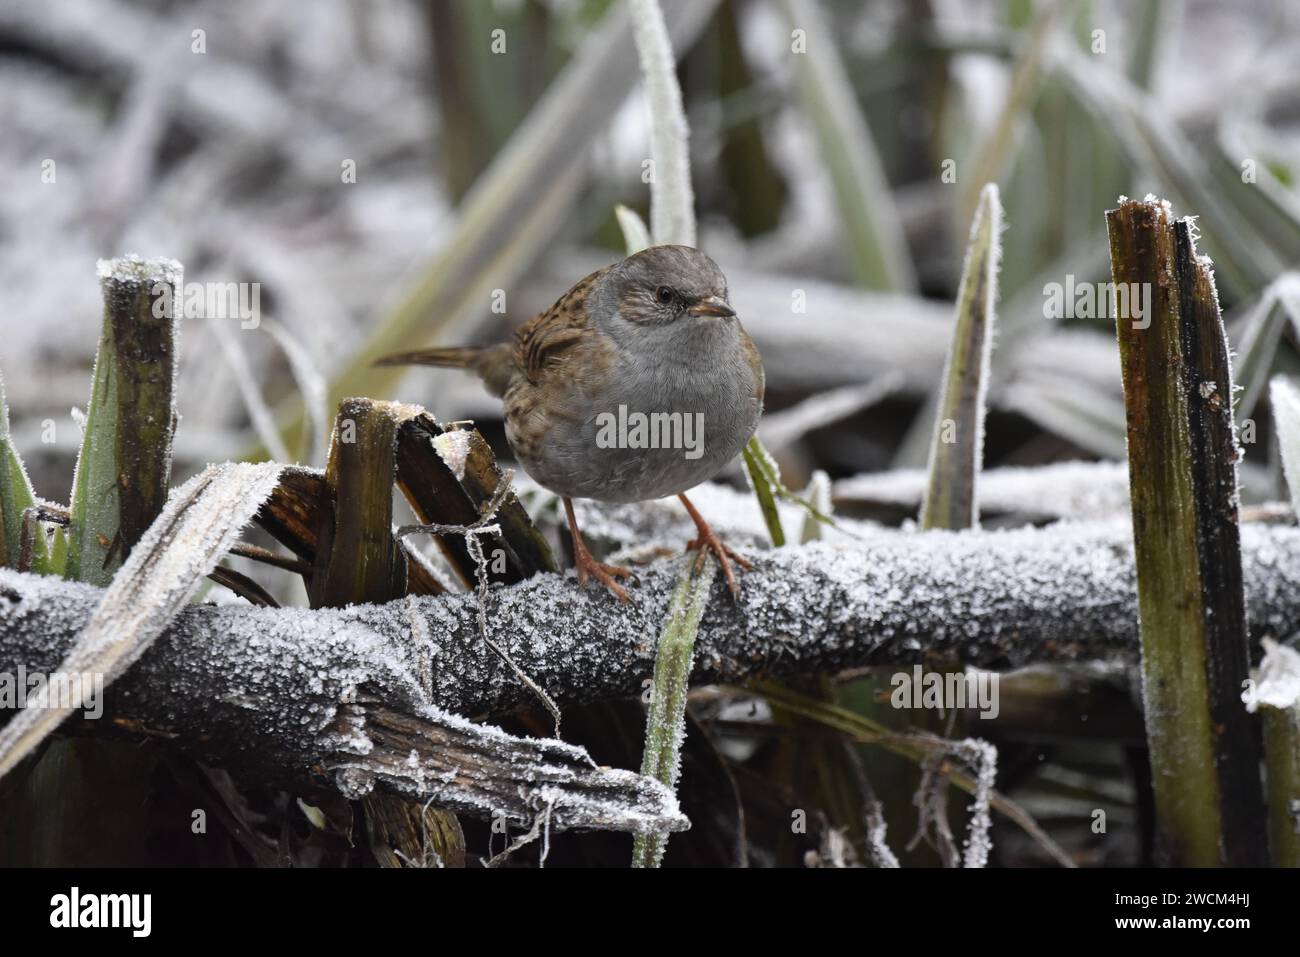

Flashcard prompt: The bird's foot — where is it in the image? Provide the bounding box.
[573,544,634,603]
[679,494,752,599]
[563,496,634,603]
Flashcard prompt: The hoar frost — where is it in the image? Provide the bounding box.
[1244,638,1300,712]
[432,429,473,481]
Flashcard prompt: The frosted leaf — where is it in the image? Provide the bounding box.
[0,461,282,778]
[629,0,694,247]
[614,204,651,255]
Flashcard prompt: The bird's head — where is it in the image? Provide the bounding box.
[597,245,735,332]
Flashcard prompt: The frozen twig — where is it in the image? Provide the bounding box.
[400,471,564,738]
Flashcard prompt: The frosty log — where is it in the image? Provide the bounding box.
[4,516,1300,762]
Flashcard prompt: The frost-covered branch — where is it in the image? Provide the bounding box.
[0,567,686,836]
[5,517,1300,733]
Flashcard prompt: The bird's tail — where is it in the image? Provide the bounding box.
[374,343,514,397]
[373,346,484,370]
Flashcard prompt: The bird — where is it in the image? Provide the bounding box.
[375,244,765,602]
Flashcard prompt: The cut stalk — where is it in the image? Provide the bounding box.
[1107,197,1267,866]
[310,398,410,607]
[65,256,182,585]
[395,412,556,588]
[311,397,463,867]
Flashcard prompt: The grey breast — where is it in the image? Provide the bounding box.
[535,323,761,504]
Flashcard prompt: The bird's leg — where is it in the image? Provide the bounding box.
[563,496,633,602]
[678,492,752,599]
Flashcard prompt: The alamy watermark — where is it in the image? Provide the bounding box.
[1043,274,1151,329]
[889,666,1000,720]
[152,281,262,329]
[50,887,150,937]
[0,666,103,719]
[595,404,704,460]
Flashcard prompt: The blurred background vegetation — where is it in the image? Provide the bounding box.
[2,0,1299,866]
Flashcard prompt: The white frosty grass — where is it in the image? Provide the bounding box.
[615,203,651,255]
[431,428,472,482]
[771,0,916,291]
[1270,376,1300,519]
[0,461,283,779]
[1244,638,1300,712]
[213,319,291,463]
[800,470,832,544]
[263,317,329,466]
[835,460,1132,520]
[629,0,694,247]
[1234,274,1300,414]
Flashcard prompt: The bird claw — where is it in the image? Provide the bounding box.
[574,548,634,603]
[684,529,752,599]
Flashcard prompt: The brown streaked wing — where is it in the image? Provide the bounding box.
[514,265,610,383]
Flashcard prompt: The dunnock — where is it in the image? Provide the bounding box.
[377,244,765,601]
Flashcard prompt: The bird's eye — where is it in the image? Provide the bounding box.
[655,285,675,304]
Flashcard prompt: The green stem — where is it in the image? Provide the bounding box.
[632,554,717,867]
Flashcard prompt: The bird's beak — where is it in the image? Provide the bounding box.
[688,296,736,319]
